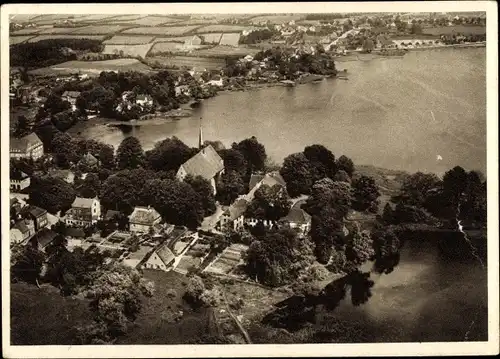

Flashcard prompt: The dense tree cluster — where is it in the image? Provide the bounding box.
[245,184,292,221]
[29,175,76,214]
[239,28,277,44]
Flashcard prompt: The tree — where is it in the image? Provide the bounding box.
[14,115,32,137]
[245,184,291,221]
[184,175,217,216]
[336,155,354,178]
[351,175,380,213]
[116,137,145,170]
[303,144,337,183]
[243,228,314,287]
[410,23,423,35]
[44,93,71,115]
[30,175,76,214]
[391,203,438,225]
[344,223,374,267]
[51,132,79,168]
[394,172,442,207]
[219,148,247,176]
[145,136,194,172]
[280,153,313,197]
[79,172,101,199]
[216,170,246,205]
[373,227,401,274]
[362,38,375,53]
[334,170,351,184]
[80,264,154,343]
[100,174,137,214]
[304,178,352,220]
[11,245,46,284]
[310,208,345,263]
[232,136,267,174]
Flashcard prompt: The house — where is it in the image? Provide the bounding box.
[207,75,224,87]
[78,152,99,168]
[177,145,224,195]
[175,85,191,97]
[136,94,153,108]
[219,33,241,47]
[10,218,36,244]
[10,133,44,160]
[21,205,48,231]
[284,206,312,235]
[62,91,80,111]
[129,206,162,234]
[218,198,248,231]
[142,243,175,271]
[10,197,27,225]
[243,54,254,62]
[246,171,286,202]
[49,169,75,184]
[10,170,30,191]
[29,228,58,252]
[65,197,101,227]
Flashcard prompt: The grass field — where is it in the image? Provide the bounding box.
[190,45,260,58]
[27,34,107,43]
[71,25,131,35]
[9,36,35,45]
[104,35,155,45]
[37,27,79,35]
[248,14,306,25]
[153,36,193,43]
[198,32,223,44]
[174,19,219,26]
[423,25,486,36]
[123,26,200,36]
[148,42,183,55]
[103,43,155,58]
[29,58,154,76]
[109,15,183,27]
[148,55,226,70]
[195,25,258,33]
[10,28,42,36]
[71,14,120,23]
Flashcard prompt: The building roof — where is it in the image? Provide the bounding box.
[10,169,29,181]
[62,91,80,98]
[10,133,43,153]
[246,172,287,201]
[79,152,98,166]
[219,33,241,46]
[285,207,311,224]
[13,219,33,234]
[105,210,122,221]
[72,197,96,209]
[155,244,175,266]
[21,205,47,218]
[248,174,265,192]
[179,145,224,181]
[129,206,161,225]
[32,228,58,248]
[136,94,151,102]
[225,198,248,220]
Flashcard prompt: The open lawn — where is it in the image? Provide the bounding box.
[123,26,200,37]
[148,55,226,70]
[29,58,154,76]
[27,34,107,43]
[9,36,35,45]
[103,43,155,58]
[104,35,155,45]
[423,25,486,36]
[11,282,92,345]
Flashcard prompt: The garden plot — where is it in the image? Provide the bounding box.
[204,243,248,275]
[123,26,200,37]
[103,43,155,58]
[103,231,131,245]
[103,35,155,45]
[174,244,210,273]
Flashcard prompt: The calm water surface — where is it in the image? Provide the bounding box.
[81,47,486,175]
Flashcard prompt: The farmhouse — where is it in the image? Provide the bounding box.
[10,170,30,192]
[65,197,101,227]
[136,94,153,108]
[142,243,175,271]
[218,198,248,231]
[10,133,44,160]
[21,205,48,231]
[10,219,36,244]
[29,228,59,252]
[177,143,224,195]
[284,206,312,235]
[207,75,224,87]
[129,206,162,234]
[62,90,81,111]
[49,169,75,184]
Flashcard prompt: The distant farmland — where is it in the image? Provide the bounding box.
[423,25,486,36]
[108,15,183,26]
[189,45,260,58]
[103,43,155,58]
[104,35,155,45]
[37,27,79,35]
[9,36,35,45]
[70,25,132,35]
[248,14,306,24]
[10,28,42,36]
[27,34,107,43]
[122,26,200,36]
[29,58,154,76]
[195,24,259,33]
[148,55,226,70]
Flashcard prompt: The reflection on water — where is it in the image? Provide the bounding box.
[81,48,486,174]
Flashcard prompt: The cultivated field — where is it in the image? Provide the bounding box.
[10,28,42,35]
[71,25,131,35]
[153,36,193,43]
[104,35,155,45]
[148,55,226,70]
[190,45,260,58]
[103,43,155,58]
[27,34,107,43]
[123,26,200,36]
[422,25,486,36]
[29,14,82,23]
[37,27,79,35]
[71,14,120,23]
[219,33,241,46]
[108,15,183,27]
[29,58,154,76]
[9,36,35,45]
[248,14,305,24]
[105,14,148,22]
[195,25,258,33]
[148,42,211,56]
[173,19,219,26]
[199,33,223,44]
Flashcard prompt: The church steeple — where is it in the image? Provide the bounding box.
[198,117,203,149]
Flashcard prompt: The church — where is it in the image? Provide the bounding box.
[176,121,224,195]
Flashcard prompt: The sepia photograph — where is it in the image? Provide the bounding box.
[1,2,498,358]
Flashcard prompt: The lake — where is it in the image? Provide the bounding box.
[80,47,486,176]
